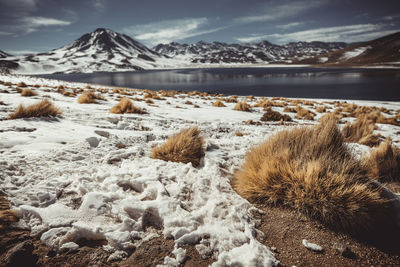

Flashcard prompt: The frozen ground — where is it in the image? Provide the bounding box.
[0,73,399,266]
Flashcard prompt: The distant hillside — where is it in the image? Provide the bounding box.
[153,41,347,64]
[297,31,400,66]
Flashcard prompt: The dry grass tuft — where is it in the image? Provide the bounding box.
[213,100,226,107]
[77,91,105,104]
[21,88,38,97]
[283,106,297,113]
[261,108,292,122]
[233,114,389,234]
[9,99,61,119]
[363,139,400,182]
[342,117,381,147]
[184,100,193,105]
[234,102,252,112]
[151,127,205,167]
[0,210,19,230]
[295,106,315,120]
[235,131,244,137]
[110,98,147,114]
[17,82,27,87]
[315,106,327,113]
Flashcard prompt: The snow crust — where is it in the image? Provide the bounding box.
[341,46,371,60]
[0,73,399,266]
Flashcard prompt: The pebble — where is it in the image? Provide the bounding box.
[302,239,323,252]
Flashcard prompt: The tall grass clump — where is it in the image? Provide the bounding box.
[234,114,389,234]
[261,108,292,122]
[77,90,105,104]
[342,117,380,147]
[110,97,147,114]
[363,139,400,182]
[151,127,205,167]
[20,88,37,97]
[234,102,252,112]
[9,99,61,119]
[213,100,226,107]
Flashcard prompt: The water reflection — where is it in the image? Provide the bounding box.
[38,67,400,101]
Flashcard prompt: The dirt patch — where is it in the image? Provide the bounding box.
[256,204,400,266]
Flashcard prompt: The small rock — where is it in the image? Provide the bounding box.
[333,243,356,258]
[60,242,79,252]
[72,156,85,161]
[302,239,323,252]
[5,240,36,267]
[271,246,278,253]
[86,137,100,148]
[94,130,110,138]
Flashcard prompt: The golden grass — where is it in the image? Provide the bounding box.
[234,102,252,112]
[145,99,154,104]
[0,210,19,230]
[261,108,292,122]
[17,82,27,87]
[233,115,389,234]
[151,127,205,167]
[235,131,244,137]
[315,106,327,113]
[184,100,193,105]
[342,117,380,147]
[295,106,315,120]
[283,106,297,113]
[110,98,147,114]
[77,91,105,104]
[363,139,400,182]
[213,100,226,107]
[20,88,37,97]
[9,99,61,119]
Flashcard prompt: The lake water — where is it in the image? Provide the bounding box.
[38,67,400,101]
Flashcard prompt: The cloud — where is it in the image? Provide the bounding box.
[92,0,106,12]
[234,0,326,24]
[0,0,73,35]
[276,22,304,30]
[122,18,226,46]
[236,24,397,43]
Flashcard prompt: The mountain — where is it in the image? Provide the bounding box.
[0,50,11,58]
[2,28,172,74]
[297,31,400,66]
[153,40,347,64]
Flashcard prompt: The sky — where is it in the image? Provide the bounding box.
[0,0,399,55]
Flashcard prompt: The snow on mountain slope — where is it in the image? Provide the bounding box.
[153,40,347,64]
[298,31,400,67]
[4,28,176,74]
[0,50,11,58]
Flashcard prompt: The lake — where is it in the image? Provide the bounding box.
[38,67,400,101]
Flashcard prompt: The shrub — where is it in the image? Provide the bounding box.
[363,139,400,182]
[261,108,292,122]
[234,102,252,112]
[342,117,380,147]
[110,98,147,114]
[213,100,226,107]
[78,91,105,104]
[21,88,37,97]
[233,115,389,234]
[9,99,61,119]
[151,127,205,167]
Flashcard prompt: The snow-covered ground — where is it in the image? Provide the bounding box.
[0,73,399,266]
[340,46,371,60]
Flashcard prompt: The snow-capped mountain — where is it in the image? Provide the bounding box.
[0,50,10,58]
[297,31,400,67]
[153,40,347,64]
[2,28,173,74]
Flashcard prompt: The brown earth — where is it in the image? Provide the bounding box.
[255,202,400,266]
[1,186,400,267]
